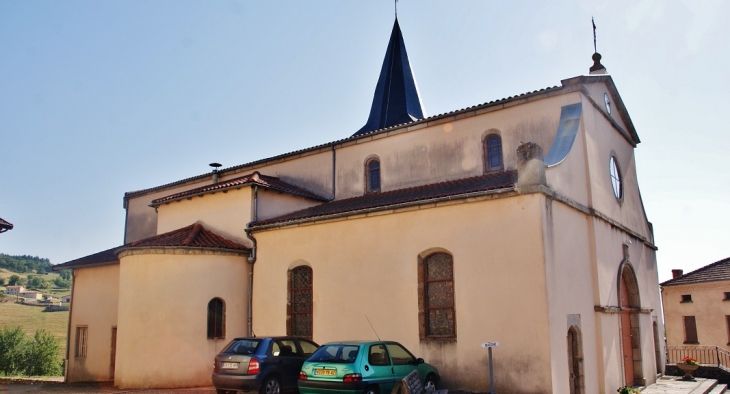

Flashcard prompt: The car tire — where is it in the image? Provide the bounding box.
[216,390,234,394]
[364,385,379,394]
[424,375,437,392]
[260,376,282,394]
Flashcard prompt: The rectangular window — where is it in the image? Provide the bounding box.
[683,316,698,344]
[75,326,88,358]
[724,292,730,301]
[727,316,730,345]
[681,294,692,303]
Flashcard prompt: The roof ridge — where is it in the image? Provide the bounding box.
[182,223,204,245]
[660,256,730,286]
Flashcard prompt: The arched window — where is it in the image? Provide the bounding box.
[567,326,585,394]
[288,266,313,339]
[609,156,623,201]
[484,135,503,172]
[207,298,225,339]
[365,158,381,193]
[418,252,456,339]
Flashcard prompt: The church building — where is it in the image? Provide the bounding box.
[54,18,664,394]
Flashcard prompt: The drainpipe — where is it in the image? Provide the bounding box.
[244,186,259,337]
[63,269,76,382]
[329,144,336,201]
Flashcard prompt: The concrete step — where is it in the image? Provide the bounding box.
[707,384,727,394]
[688,379,719,394]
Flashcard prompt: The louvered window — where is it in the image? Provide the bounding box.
[366,159,381,193]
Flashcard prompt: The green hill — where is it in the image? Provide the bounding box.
[0,253,53,274]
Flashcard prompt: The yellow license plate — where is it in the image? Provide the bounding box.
[314,369,336,376]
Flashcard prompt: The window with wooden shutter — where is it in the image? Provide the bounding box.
[683,316,698,344]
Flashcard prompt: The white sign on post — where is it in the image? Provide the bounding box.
[481,342,499,348]
[482,341,498,394]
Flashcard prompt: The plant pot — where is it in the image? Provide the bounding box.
[677,363,699,380]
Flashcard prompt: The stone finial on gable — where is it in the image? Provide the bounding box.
[516,142,546,191]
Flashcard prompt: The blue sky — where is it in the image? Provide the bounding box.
[1,1,728,282]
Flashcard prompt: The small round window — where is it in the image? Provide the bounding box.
[609,156,622,200]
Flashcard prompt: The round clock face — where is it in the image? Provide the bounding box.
[609,156,622,200]
[604,93,612,115]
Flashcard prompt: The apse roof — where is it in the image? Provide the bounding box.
[660,257,730,287]
[53,224,249,270]
[251,170,517,228]
[354,18,424,137]
[150,171,327,207]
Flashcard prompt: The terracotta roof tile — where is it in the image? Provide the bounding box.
[127,223,250,251]
[53,224,249,270]
[252,170,517,227]
[52,246,119,270]
[660,257,730,287]
[150,171,327,206]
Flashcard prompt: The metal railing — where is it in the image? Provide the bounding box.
[667,346,730,371]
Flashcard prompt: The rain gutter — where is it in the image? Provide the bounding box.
[244,185,259,337]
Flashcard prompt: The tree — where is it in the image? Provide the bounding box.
[0,326,26,375]
[58,270,71,280]
[8,274,20,286]
[23,330,62,376]
[0,277,5,286]
[26,276,48,290]
[52,277,71,289]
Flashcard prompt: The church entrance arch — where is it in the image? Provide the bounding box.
[618,263,642,386]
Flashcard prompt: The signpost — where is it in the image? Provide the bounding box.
[481,342,499,394]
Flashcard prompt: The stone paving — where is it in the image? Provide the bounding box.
[640,376,723,394]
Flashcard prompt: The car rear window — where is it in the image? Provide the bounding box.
[223,339,261,355]
[308,344,360,363]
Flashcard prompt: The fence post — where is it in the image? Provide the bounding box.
[717,346,720,368]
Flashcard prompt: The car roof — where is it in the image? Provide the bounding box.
[230,336,315,341]
[321,340,399,346]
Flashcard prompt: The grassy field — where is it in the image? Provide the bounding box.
[0,300,69,361]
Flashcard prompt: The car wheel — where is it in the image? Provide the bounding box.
[260,376,282,394]
[424,375,437,392]
[216,390,233,394]
[364,386,379,394]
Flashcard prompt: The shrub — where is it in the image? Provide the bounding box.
[0,327,61,376]
[0,326,26,375]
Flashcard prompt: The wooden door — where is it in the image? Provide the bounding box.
[620,277,634,386]
[110,327,117,380]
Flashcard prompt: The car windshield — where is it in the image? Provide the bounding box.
[308,344,360,363]
[223,339,261,355]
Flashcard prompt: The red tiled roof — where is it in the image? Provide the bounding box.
[52,246,119,270]
[126,223,249,251]
[252,170,517,228]
[150,171,327,206]
[0,216,13,231]
[53,224,249,270]
[660,257,730,287]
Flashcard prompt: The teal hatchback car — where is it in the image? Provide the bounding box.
[298,341,440,394]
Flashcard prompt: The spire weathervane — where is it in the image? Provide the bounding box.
[395,0,398,18]
[592,17,597,53]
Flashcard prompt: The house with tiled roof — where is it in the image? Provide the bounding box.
[661,257,730,366]
[54,18,664,393]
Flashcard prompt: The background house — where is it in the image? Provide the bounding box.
[5,285,25,296]
[661,257,730,371]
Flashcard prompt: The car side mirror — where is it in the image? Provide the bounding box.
[417,358,425,364]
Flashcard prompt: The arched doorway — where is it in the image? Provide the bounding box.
[619,264,642,386]
[567,326,585,394]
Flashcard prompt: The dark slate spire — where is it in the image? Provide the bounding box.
[353,18,425,137]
